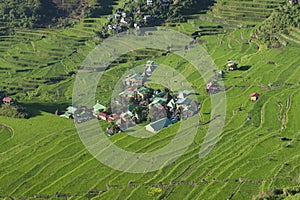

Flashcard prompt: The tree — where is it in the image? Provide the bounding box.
[148,187,162,199]
[257,3,300,46]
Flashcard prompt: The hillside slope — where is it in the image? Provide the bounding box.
[0,0,299,199]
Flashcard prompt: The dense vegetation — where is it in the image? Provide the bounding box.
[0,0,60,28]
[0,104,30,118]
[257,2,300,47]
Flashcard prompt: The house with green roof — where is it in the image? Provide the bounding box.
[66,106,77,114]
[93,101,107,115]
[149,97,167,107]
[137,86,153,100]
[60,111,72,119]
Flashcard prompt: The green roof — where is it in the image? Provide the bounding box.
[150,97,167,106]
[138,86,151,93]
[93,103,106,111]
[60,112,72,117]
[67,106,77,113]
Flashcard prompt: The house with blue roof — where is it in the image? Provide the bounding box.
[145,117,172,133]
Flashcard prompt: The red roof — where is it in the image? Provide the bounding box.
[250,93,260,97]
[206,82,213,89]
[98,112,108,118]
[3,97,12,102]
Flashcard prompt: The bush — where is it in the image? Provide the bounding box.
[0,104,30,118]
[0,0,59,28]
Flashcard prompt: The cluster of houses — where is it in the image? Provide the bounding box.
[207,60,260,99]
[59,58,262,135]
[106,60,199,135]
[61,61,199,136]
[107,8,130,33]
[102,0,174,34]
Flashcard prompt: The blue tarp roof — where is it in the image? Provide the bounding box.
[176,98,191,105]
[146,117,171,132]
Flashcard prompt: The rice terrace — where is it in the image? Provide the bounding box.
[0,0,299,199]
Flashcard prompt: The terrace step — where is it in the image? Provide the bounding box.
[289,28,300,41]
[211,0,283,25]
[280,34,300,45]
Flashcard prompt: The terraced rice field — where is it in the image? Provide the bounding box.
[210,0,284,25]
[0,18,107,101]
[0,17,299,199]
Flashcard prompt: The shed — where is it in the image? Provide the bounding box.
[250,93,260,101]
[227,60,237,71]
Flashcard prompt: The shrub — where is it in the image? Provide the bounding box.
[0,104,30,118]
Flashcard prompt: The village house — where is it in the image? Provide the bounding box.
[60,106,77,119]
[288,0,298,5]
[206,81,223,94]
[218,70,225,78]
[145,117,172,133]
[114,13,121,19]
[181,104,198,120]
[119,88,136,101]
[147,0,153,7]
[134,23,140,30]
[149,97,168,108]
[120,17,128,24]
[142,15,152,23]
[250,93,260,101]
[74,107,94,124]
[177,90,191,99]
[167,99,176,109]
[143,60,156,77]
[93,101,107,116]
[3,97,13,105]
[60,111,72,119]
[176,98,191,110]
[227,60,238,71]
[137,86,153,101]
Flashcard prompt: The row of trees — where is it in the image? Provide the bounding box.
[83,0,115,18]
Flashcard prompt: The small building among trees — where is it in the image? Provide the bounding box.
[3,97,13,105]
